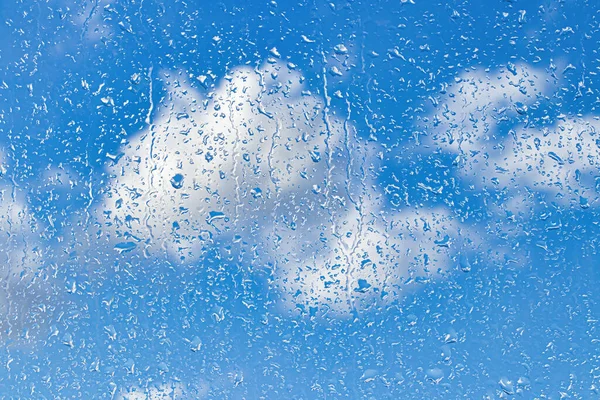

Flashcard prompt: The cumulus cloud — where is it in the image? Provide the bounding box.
[99,61,477,315]
[422,63,600,208]
[274,203,469,314]
[425,63,551,158]
[485,117,600,206]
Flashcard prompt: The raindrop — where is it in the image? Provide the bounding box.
[114,242,137,254]
[170,173,185,189]
[426,368,444,384]
[333,44,348,54]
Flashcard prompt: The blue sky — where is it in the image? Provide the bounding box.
[0,0,599,398]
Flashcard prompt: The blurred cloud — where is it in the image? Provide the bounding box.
[99,61,479,315]
[117,382,189,400]
[0,156,52,344]
[486,117,600,207]
[273,204,470,314]
[425,63,551,158]
[423,63,600,208]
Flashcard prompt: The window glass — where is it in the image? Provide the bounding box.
[1,0,598,398]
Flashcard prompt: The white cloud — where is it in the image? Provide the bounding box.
[273,203,469,314]
[423,64,600,208]
[426,63,551,157]
[486,117,600,204]
[100,61,340,259]
[117,382,189,400]
[99,61,477,315]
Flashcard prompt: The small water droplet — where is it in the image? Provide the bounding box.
[62,333,74,348]
[444,328,458,344]
[329,66,343,76]
[333,44,348,54]
[309,150,321,163]
[269,47,281,58]
[514,101,528,115]
[251,187,263,198]
[434,235,450,248]
[100,97,114,107]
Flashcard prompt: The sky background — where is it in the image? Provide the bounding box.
[1,0,600,398]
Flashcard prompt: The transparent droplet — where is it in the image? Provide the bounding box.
[170,173,185,189]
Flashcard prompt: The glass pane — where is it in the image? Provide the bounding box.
[1,0,598,398]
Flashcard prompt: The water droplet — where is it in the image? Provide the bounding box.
[269,47,281,58]
[157,362,169,372]
[309,150,321,163]
[104,325,117,341]
[407,314,418,326]
[514,102,528,115]
[170,173,184,189]
[499,377,514,395]
[207,211,226,224]
[354,279,371,293]
[62,333,74,348]
[100,97,114,107]
[426,368,444,383]
[459,253,471,272]
[444,328,458,343]
[547,151,564,165]
[434,235,451,248]
[333,44,348,54]
[114,242,137,254]
[329,66,343,76]
[199,230,213,241]
[250,187,262,198]
[360,369,378,383]
[190,336,202,352]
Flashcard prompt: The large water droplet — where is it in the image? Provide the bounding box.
[114,242,137,254]
[207,211,226,224]
[170,173,184,189]
[426,368,444,383]
[499,377,514,395]
[459,253,471,272]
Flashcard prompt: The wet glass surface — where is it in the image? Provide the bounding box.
[0,0,599,398]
